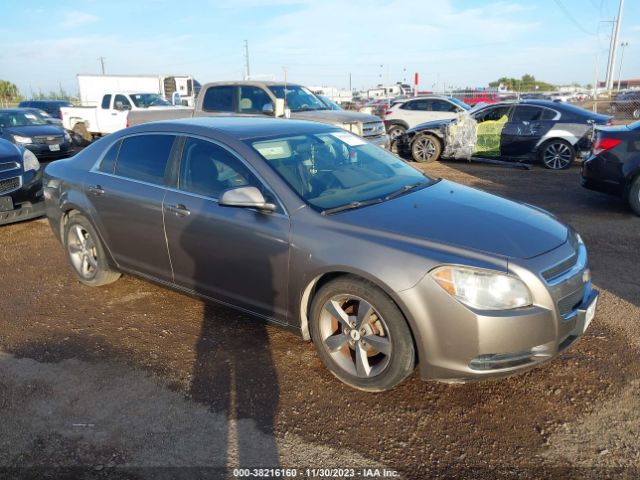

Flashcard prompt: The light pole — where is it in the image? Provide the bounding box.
[617,41,629,91]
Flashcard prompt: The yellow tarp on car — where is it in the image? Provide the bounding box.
[474,115,508,157]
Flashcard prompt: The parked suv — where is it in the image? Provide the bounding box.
[0,138,44,225]
[18,100,72,120]
[384,96,470,141]
[610,91,640,119]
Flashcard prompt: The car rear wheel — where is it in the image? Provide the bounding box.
[411,134,441,163]
[629,176,640,216]
[540,139,575,170]
[63,212,120,286]
[309,276,415,391]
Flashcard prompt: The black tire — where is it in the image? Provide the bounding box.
[411,134,442,163]
[63,212,120,286]
[629,176,640,216]
[309,276,415,392]
[539,139,575,170]
[72,122,92,146]
[387,125,407,155]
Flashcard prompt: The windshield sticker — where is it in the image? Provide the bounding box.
[330,131,366,147]
[254,140,292,160]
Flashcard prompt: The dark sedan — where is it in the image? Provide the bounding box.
[0,109,74,161]
[44,117,596,391]
[581,120,640,215]
[0,138,44,225]
[397,100,612,169]
[18,100,72,120]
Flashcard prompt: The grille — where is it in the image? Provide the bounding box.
[33,135,63,145]
[557,287,585,318]
[0,176,21,195]
[0,162,20,173]
[542,253,578,281]
[362,121,385,138]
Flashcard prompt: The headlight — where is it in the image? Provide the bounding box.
[431,266,532,310]
[12,134,32,144]
[22,149,40,173]
[334,122,361,136]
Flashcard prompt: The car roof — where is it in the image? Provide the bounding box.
[129,116,342,140]
[20,99,69,104]
[202,80,301,88]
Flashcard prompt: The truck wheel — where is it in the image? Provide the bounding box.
[411,134,441,163]
[72,123,92,146]
[309,276,415,392]
[629,176,640,216]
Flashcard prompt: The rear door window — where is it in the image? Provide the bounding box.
[202,86,235,112]
[101,95,112,109]
[431,99,459,112]
[114,135,175,185]
[97,140,121,174]
[511,106,543,122]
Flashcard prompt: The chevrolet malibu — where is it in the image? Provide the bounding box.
[43,117,598,391]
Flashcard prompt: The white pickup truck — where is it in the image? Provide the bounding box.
[61,92,186,144]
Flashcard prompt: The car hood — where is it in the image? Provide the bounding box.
[0,139,21,160]
[408,118,456,133]
[291,109,381,125]
[3,125,64,137]
[335,179,568,260]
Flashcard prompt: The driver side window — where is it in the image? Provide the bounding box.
[178,137,260,199]
[114,94,131,110]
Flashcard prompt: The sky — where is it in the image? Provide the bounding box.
[1,0,638,97]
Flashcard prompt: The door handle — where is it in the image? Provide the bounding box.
[111,112,118,116]
[88,185,105,196]
[165,204,191,217]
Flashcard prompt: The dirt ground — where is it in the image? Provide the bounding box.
[1,159,639,480]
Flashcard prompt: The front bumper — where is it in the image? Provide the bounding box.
[399,240,596,382]
[0,169,45,226]
[24,142,74,161]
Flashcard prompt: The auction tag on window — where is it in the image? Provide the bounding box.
[330,131,366,146]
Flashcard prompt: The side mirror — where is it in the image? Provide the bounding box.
[219,186,276,212]
[274,98,285,118]
[172,92,182,106]
[262,103,274,115]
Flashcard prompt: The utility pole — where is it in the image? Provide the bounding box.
[244,40,251,80]
[98,56,106,75]
[617,41,629,91]
[605,0,625,91]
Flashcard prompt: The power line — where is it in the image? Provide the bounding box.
[553,0,596,35]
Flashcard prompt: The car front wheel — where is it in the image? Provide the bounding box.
[309,276,415,391]
[411,134,442,163]
[63,212,121,286]
[540,139,575,170]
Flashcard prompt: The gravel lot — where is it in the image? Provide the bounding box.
[1,158,639,479]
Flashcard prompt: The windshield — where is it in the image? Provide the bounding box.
[268,85,329,112]
[129,93,172,108]
[319,95,342,110]
[449,97,471,110]
[0,111,47,127]
[249,131,432,212]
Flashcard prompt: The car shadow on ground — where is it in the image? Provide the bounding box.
[423,159,640,308]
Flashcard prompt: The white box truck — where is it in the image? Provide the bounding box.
[77,74,198,107]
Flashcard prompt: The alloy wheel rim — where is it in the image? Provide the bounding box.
[68,225,98,279]
[389,127,405,140]
[319,294,391,378]
[414,138,436,161]
[543,143,572,169]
